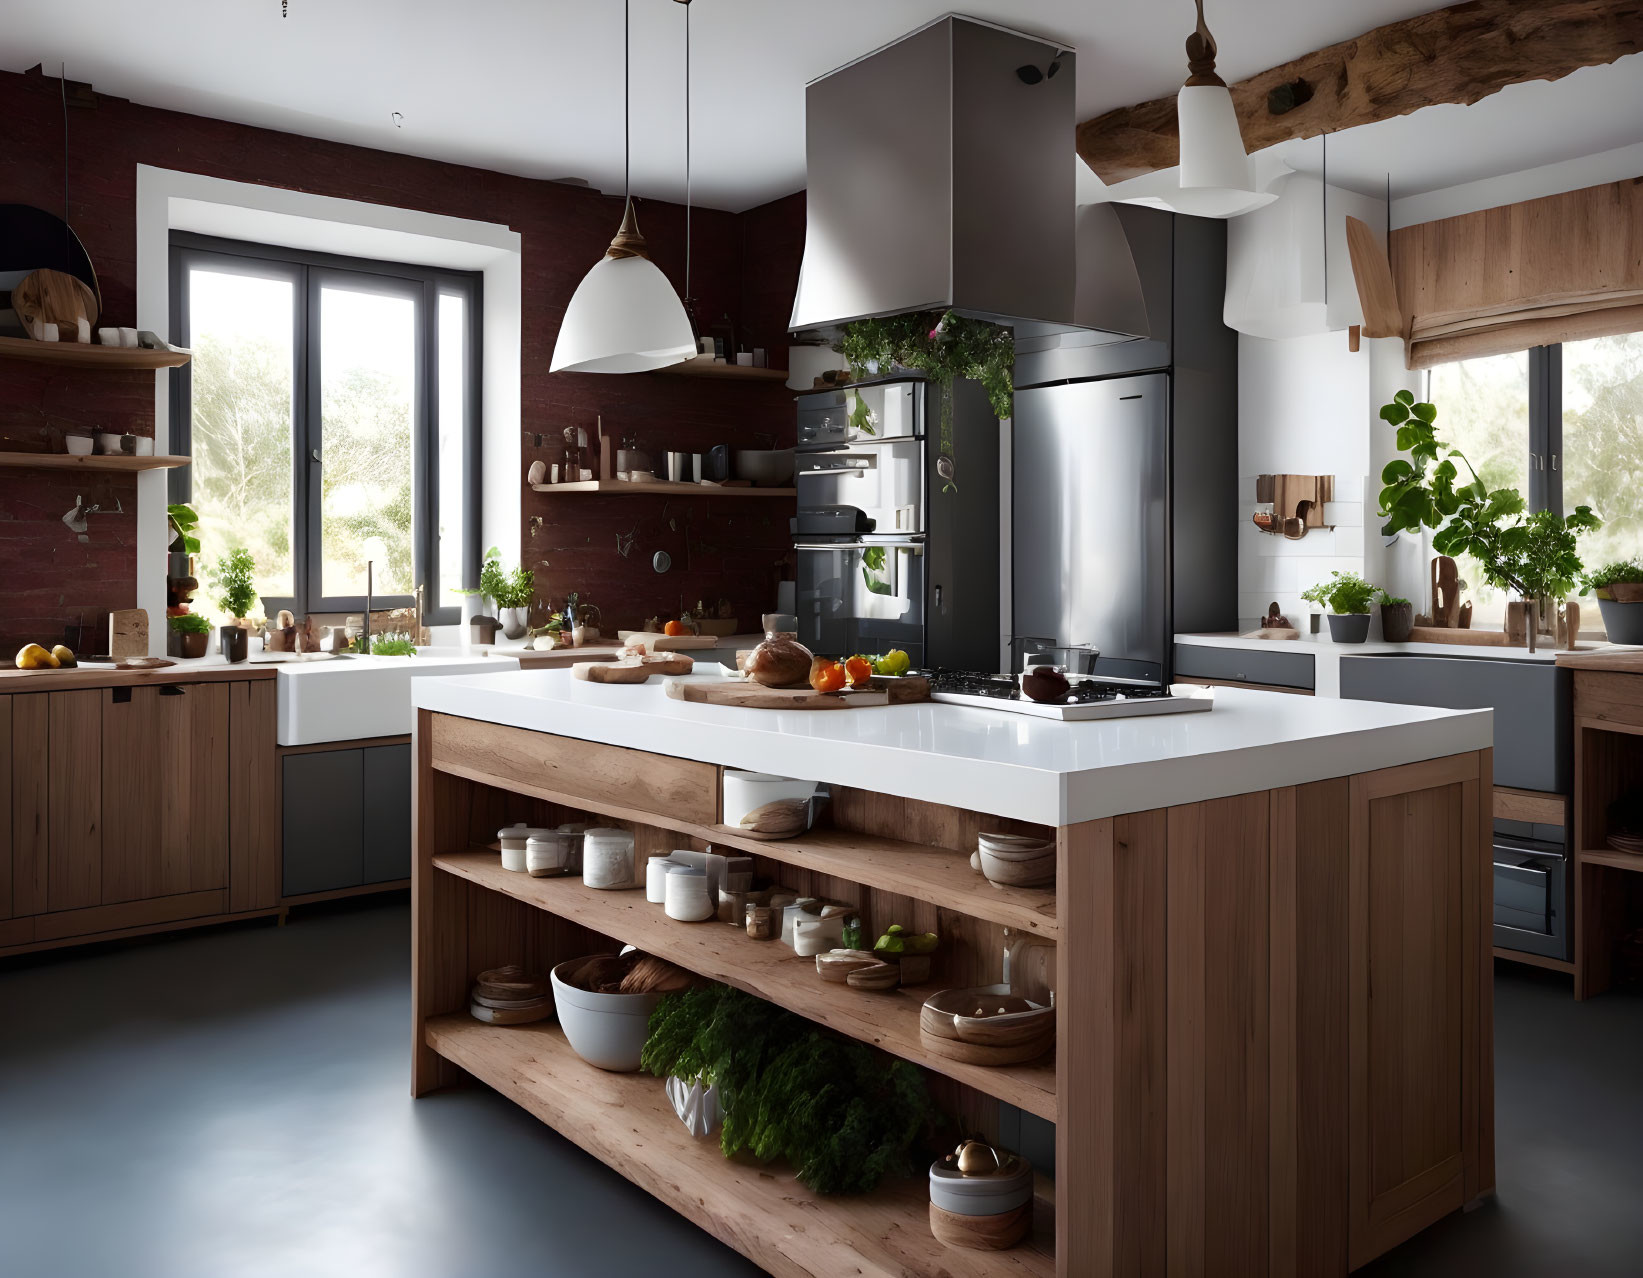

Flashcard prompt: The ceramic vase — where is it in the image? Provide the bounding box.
[1380,601,1414,644]
[665,1075,723,1138]
[499,606,530,640]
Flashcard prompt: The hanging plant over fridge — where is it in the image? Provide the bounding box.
[834,311,1014,492]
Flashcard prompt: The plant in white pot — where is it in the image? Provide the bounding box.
[463,547,535,640]
[1585,560,1643,645]
[1303,571,1377,643]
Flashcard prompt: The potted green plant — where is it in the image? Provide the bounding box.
[836,310,1013,493]
[209,547,259,628]
[1378,591,1414,643]
[463,547,535,639]
[1302,571,1377,643]
[168,611,213,660]
[1377,390,1600,651]
[1585,560,1643,645]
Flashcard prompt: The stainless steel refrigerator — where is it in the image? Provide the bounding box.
[1012,373,1171,683]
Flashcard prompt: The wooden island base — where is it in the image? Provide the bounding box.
[412,710,1493,1277]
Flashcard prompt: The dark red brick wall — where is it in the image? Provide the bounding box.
[0,65,806,650]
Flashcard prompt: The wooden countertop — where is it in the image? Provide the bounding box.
[1555,647,1643,673]
[0,662,276,690]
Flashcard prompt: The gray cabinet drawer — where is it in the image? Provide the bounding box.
[1174,644,1316,690]
[282,750,364,896]
[362,744,412,885]
[1338,656,1570,793]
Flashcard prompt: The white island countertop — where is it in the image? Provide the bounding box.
[411,669,1492,826]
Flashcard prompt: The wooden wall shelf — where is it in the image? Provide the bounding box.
[425,1014,1055,1278]
[531,479,795,498]
[0,335,190,370]
[0,452,189,473]
[654,357,787,382]
[436,849,1057,1119]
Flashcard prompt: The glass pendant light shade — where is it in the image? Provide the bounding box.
[1177,84,1254,192]
[550,204,696,373]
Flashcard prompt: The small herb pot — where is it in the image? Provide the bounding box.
[1598,598,1643,646]
[1327,613,1372,644]
[1380,601,1414,644]
[173,629,209,659]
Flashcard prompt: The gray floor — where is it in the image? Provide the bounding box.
[1,900,1639,1277]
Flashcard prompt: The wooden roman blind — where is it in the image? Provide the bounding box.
[1391,176,1643,369]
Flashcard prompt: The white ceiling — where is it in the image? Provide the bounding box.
[6,0,1642,212]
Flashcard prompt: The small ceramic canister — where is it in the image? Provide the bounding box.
[792,914,846,957]
[526,830,578,878]
[928,1140,1034,1250]
[664,866,714,923]
[497,824,553,874]
[646,855,684,904]
[582,827,636,889]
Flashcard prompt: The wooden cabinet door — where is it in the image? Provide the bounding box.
[48,690,102,912]
[228,680,279,913]
[1348,754,1483,1266]
[101,683,230,905]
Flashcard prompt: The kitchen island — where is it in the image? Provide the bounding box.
[409,670,1495,1277]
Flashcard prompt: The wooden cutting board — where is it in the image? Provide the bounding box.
[13,268,99,335]
[664,674,930,710]
[617,630,719,651]
[108,608,149,659]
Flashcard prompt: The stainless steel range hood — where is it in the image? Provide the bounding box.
[790,15,1146,339]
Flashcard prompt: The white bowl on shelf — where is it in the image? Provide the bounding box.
[551,957,662,1072]
[722,770,818,828]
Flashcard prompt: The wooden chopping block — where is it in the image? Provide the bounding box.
[108,608,148,659]
[1431,556,1462,627]
[618,630,718,651]
[13,268,99,337]
[572,661,652,684]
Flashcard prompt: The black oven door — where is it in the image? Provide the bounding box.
[795,538,925,664]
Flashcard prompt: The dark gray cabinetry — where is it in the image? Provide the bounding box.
[1174,644,1316,691]
[282,743,410,898]
[362,744,412,886]
[1338,655,1571,793]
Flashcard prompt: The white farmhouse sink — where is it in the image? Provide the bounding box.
[276,651,521,746]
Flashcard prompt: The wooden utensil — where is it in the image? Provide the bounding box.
[735,797,810,839]
[1345,216,1402,339]
[108,608,148,659]
[12,268,99,337]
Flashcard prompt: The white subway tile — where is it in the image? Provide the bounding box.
[1323,501,1363,528]
[1333,474,1365,503]
[1335,525,1365,557]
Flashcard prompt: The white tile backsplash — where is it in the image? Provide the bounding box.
[1335,525,1365,558]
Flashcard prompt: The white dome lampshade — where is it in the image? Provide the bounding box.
[1178,84,1254,192]
[1173,0,1266,217]
[550,199,696,374]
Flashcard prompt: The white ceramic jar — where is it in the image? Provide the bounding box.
[646,855,685,904]
[664,867,714,922]
[498,824,554,873]
[582,827,636,890]
[792,914,845,956]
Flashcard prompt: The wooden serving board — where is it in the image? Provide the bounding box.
[665,674,930,711]
[1406,626,1515,648]
[617,630,719,651]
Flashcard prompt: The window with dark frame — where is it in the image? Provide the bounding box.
[167,233,481,628]
[1426,332,1643,629]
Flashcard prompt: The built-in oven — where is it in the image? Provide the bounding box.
[794,537,926,664]
[795,438,926,538]
[1493,836,1570,962]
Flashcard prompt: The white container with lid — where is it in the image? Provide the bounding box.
[664,866,714,922]
[646,854,688,903]
[582,827,637,890]
[722,770,819,828]
[498,824,555,873]
[526,830,578,878]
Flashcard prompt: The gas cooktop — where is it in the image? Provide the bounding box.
[923,671,1214,722]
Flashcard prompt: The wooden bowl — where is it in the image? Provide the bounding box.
[816,950,878,984]
[846,961,902,991]
[920,987,1056,1064]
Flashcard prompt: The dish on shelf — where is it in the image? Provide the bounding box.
[551,955,665,1071]
[816,949,879,983]
[845,961,902,991]
[470,964,554,1024]
[920,986,1055,1066]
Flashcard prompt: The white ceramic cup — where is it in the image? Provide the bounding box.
[96,432,123,455]
[64,436,93,457]
[119,327,139,348]
[97,327,119,346]
[645,856,679,904]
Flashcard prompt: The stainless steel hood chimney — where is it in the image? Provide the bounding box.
[790,15,1084,333]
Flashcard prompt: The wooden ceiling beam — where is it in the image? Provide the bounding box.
[1077,0,1643,184]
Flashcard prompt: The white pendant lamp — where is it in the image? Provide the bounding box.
[1175,0,1267,211]
[550,0,695,374]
